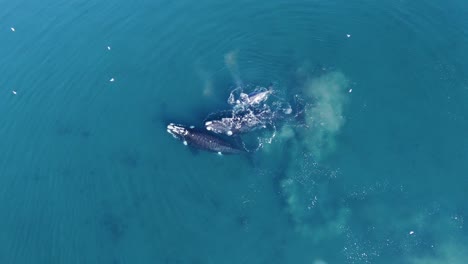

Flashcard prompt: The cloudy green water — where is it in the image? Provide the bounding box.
[1,0,468,263]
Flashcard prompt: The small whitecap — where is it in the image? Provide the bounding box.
[227,131,233,136]
[12,90,17,95]
[349,89,353,93]
[10,27,15,32]
[107,46,111,50]
[189,125,195,129]
[409,231,414,235]
[109,78,115,82]
[346,34,351,38]
[217,152,222,155]
[183,141,188,146]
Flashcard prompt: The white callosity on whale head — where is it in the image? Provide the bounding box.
[205,121,213,131]
[167,123,189,138]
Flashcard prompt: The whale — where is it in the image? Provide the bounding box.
[204,98,278,136]
[205,109,270,136]
[228,87,272,108]
[247,89,272,105]
[167,123,246,154]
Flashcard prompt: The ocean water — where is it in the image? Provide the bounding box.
[1,0,467,263]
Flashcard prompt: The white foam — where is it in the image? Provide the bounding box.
[183,141,188,146]
[109,78,115,82]
[10,27,15,32]
[107,46,111,50]
[12,90,17,95]
[217,152,222,155]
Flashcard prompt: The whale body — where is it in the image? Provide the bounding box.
[167,123,246,154]
[205,109,270,136]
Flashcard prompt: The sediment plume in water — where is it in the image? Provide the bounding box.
[300,71,349,161]
[270,71,351,238]
[264,70,467,262]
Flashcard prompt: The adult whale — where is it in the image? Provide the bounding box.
[167,123,247,155]
[204,108,271,136]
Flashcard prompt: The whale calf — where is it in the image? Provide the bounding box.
[228,87,272,108]
[167,123,246,154]
[247,89,272,105]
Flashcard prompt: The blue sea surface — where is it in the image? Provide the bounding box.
[1,0,468,263]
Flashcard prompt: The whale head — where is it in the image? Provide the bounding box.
[167,123,189,140]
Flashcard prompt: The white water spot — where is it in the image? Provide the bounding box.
[227,130,233,136]
[349,88,353,93]
[346,34,351,38]
[189,125,195,129]
[217,152,222,155]
[109,78,115,82]
[10,27,15,32]
[107,46,111,50]
[307,196,318,210]
[409,231,415,235]
[183,141,188,146]
[12,90,17,95]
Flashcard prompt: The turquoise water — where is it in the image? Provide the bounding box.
[1,0,468,263]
